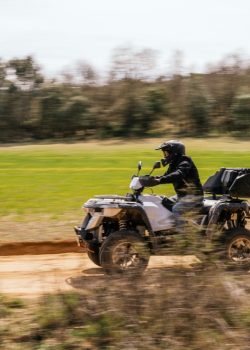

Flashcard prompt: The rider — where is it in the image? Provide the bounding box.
[147,140,204,228]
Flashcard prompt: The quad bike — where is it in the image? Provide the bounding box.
[74,161,250,274]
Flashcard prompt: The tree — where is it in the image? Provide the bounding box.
[60,96,91,137]
[109,46,157,81]
[76,61,99,86]
[231,95,250,135]
[8,56,44,90]
[204,54,242,132]
[185,76,210,135]
[39,90,63,138]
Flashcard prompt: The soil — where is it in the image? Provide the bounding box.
[0,240,83,256]
[0,249,199,297]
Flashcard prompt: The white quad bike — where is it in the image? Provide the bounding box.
[74,162,250,274]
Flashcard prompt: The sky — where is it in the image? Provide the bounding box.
[1,0,250,77]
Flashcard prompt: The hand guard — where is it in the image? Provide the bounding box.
[139,175,160,187]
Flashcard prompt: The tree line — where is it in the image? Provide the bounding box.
[0,48,250,141]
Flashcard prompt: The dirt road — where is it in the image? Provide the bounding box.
[0,253,199,297]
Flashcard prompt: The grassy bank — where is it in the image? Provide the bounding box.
[0,138,249,241]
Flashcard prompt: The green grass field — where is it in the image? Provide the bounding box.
[0,138,249,241]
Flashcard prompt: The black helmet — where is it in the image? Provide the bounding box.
[155,140,185,165]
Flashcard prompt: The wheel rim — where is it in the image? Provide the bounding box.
[111,241,145,270]
[228,236,250,262]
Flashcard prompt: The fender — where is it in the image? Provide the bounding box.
[118,202,155,236]
[75,202,155,244]
[206,199,249,238]
[86,200,155,236]
[113,202,159,251]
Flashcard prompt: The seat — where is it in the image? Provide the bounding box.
[161,196,177,211]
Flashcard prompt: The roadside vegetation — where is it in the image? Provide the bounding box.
[1,267,250,349]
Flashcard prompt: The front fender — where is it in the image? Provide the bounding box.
[118,202,154,236]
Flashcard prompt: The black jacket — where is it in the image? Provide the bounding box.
[158,155,204,198]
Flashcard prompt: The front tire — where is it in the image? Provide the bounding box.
[100,231,150,275]
[86,242,101,266]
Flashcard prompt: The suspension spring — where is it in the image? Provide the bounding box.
[119,219,127,231]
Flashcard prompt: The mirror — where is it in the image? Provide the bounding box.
[136,161,142,176]
[138,161,142,171]
[148,161,161,175]
[153,161,161,169]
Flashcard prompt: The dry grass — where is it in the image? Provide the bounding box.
[0,214,77,243]
[0,267,250,349]
[0,136,249,152]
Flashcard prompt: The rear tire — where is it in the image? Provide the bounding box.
[222,228,250,266]
[100,231,150,275]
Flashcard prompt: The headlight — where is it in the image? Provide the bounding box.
[83,207,102,215]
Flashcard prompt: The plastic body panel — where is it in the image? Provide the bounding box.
[138,194,175,231]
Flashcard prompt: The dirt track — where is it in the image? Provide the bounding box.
[0,240,83,256]
[0,252,199,297]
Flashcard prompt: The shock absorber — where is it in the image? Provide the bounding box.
[119,219,127,231]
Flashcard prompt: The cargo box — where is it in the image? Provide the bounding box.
[203,168,250,197]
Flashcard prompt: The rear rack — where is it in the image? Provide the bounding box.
[203,168,250,198]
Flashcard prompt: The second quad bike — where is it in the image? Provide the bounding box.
[74,162,250,274]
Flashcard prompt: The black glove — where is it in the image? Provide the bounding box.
[161,158,168,167]
[139,176,160,187]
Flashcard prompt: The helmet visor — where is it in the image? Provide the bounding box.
[163,150,170,158]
